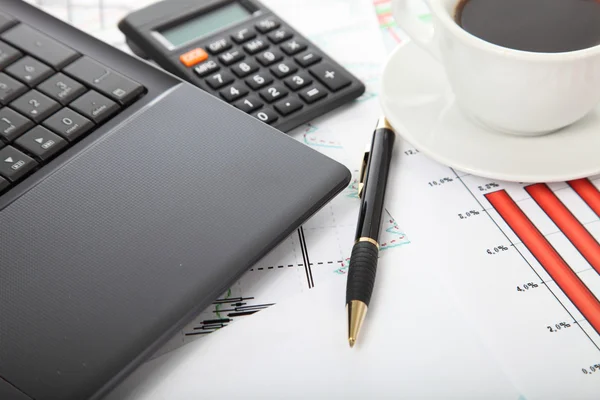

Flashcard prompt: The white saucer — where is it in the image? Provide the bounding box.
[380,41,600,182]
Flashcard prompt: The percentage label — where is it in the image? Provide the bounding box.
[404,149,420,156]
[486,245,509,255]
[428,177,454,187]
[582,364,600,375]
[547,322,572,332]
[477,183,500,192]
[458,210,481,219]
[516,282,539,292]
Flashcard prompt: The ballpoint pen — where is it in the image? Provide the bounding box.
[346,115,395,348]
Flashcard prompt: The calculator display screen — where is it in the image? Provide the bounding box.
[159,2,251,48]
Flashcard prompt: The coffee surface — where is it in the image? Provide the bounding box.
[455,0,600,53]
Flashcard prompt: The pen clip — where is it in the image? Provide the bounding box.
[358,150,370,199]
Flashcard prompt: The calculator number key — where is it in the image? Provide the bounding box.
[256,18,280,33]
[274,96,303,116]
[253,108,278,124]
[218,50,244,66]
[267,29,293,44]
[219,84,249,103]
[207,38,231,55]
[256,49,283,67]
[299,84,327,104]
[205,70,234,90]
[232,28,256,44]
[259,84,288,103]
[270,62,297,79]
[231,60,259,78]
[234,95,263,113]
[284,72,312,91]
[281,39,307,56]
[244,39,268,55]
[194,60,220,78]
[245,72,273,90]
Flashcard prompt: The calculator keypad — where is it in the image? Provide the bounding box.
[0,18,145,194]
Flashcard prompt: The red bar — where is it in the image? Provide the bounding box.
[526,183,600,276]
[486,190,600,335]
[569,179,600,217]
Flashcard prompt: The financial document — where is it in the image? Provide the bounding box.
[29,0,600,398]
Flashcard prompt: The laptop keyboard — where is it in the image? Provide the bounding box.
[0,12,145,194]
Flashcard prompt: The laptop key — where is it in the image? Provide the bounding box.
[5,56,54,87]
[0,145,38,182]
[0,175,9,192]
[43,108,93,141]
[0,107,34,142]
[0,41,21,69]
[37,73,86,105]
[0,73,27,105]
[10,90,60,123]
[69,90,119,124]
[15,126,67,161]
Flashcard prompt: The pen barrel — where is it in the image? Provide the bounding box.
[346,240,379,306]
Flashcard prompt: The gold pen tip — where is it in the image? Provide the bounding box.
[349,337,356,348]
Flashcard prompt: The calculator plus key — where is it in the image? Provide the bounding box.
[231,28,256,44]
[231,60,259,78]
[309,62,351,92]
[295,51,322,67]
[299,84,327,104]
[0,145,38,182]
[253,108,278,124]
[219,84,249,102]
[37,73,86,105]
[274,96,303,116]
[267,28,293,44]
[43,108,93,142]
[6,56,53,87]
[10,90,60,123]
[281,39,307,56]
[207,38,231,54]
[270,62,297,79]
[15,126,67,161]
[259,84,288,103]
[205,70,234,90]
[256,48,283,67]
[0,41,21,69]
[284,72,312,91]
[255,18,280,33]
[63,56,144,105]
[243,39,268,55]
[245,72,273,90]
[69,90,119,124]
[218,49,244,66]
[0,107,33,142]
[1,23,79,69]
[234,95,263,113]
[194,60,219,77]
[0,73,27,105]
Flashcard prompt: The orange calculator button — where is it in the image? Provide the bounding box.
[179,48,208,67]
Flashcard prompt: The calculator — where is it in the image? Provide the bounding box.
[118,0,365,132]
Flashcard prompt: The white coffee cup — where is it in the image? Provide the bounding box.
[391,0,600,135]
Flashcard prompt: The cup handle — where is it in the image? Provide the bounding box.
[391,0,441,61]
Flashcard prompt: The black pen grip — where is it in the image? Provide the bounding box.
[345,240,379,306]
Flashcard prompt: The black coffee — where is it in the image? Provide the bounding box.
[455,0,600,53]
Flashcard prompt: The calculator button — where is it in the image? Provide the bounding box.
[256,18,280,33]
[1,24,79,69]
[274,96,303,116]
[218,50,244,66]
[0,73,27,105]
[281,39,307,56]
[299,84,327,104]
[270,62,298,79]
[231,28,256,44]
[255,48,283,66]
[244,39,268,55]
[179,48,208,67]
[0,41,21,69]
[10,90,60,123]
[259,84,288,103]
[15,126,67,161]
[207,38,231,55]
[231,60,259,78]
[194,60,220,77]
[63,57,144,105]
[234,95,263,113]
[43,108,93,142]
[0,145,38,182]
[37,73,86,105]
[309,62,352,92]
[69,90,119,124]
[0,12,16,33]
[267,29,293,44]
[0,107,33,142]
[284,72,312,91]
[253,108,278,124]
[245,72,273,90]
[205,70,235,90]
[219,84,249,103]
[6,56,54,87]
[294,51,322,67]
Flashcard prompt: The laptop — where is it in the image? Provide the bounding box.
[0,1,350,399]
